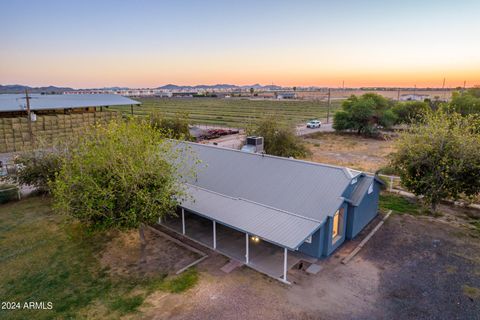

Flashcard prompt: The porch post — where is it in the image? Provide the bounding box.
[181,208,185,235]
[213,221,217,249]
[245,233,249,264]
[283,247,288,283]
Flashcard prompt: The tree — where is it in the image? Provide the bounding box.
[249,87,254,96]
[333,93,397,135]
[450,88,480,115]
[247,118,309,158]
[150,112,193,140]
[391,110,480,212]
[392,101,429,124]
[51,120,195,263]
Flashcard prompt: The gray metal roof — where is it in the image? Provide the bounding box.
[349,175,375,206]
[184,143,352,221]
[176,143,362,248]
[182,184,321,250]
[0,94,140,112]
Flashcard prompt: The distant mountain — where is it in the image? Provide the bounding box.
[0,84,74,94]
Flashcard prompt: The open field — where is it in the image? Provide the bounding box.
[303,132,397,173]
[1,196,479,319]
[110,98,342,128]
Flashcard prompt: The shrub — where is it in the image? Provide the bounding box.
[0,184,19,204]
[247,118,309,158]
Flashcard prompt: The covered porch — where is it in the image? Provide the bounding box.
[160,206,317,283]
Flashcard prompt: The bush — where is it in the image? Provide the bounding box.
[51,120,194,231]
[150,112,193,141]
[6,150,63,193]
[247,118,309,158]
[0,184,19,204]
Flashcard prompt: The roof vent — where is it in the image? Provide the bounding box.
[241,136,264,153]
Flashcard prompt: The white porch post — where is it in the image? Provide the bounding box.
[283,247,288,283]
[213,221,217,249]
[245,233,249,264]
[181,208,185,235]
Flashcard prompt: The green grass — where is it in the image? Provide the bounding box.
[379,193,422,215]
[110,97,342,128]
[0,197,198,319]
[160,268,199,293]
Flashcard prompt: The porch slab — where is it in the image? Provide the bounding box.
[162,211,312,280]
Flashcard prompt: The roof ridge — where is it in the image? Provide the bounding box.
[185,183,323,223]
[185,141,358,176]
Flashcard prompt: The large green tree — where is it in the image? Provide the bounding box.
[247,118,309,158]
[391,110,480,212]
[333,93,397,135]
[51,120,195,262]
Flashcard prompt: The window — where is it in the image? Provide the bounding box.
[368,183,374,194]
[305,235,312,244]
[332,208,344,241]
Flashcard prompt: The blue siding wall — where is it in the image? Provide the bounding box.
[346,181,381,239]
[323,202,349,256]
[298,222,326,258]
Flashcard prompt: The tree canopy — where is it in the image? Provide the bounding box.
[51,120,194,231]
[150,112,193,140]
[390,110,480,211]
[333,93,397,135]
[392,101,430,124]
[450,87,480,115]
[247,118,309,158]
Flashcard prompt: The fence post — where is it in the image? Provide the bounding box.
[390,176,394,192]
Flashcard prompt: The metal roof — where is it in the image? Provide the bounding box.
[176,142,363,248]
[0,94,140,112]
[349,175,374,206]
[183,143,353,222]
[182,185,321,250]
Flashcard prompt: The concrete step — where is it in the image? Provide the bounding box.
[221,259,244,273]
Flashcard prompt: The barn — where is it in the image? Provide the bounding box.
[161,142,384,283]
[0,93,139,152]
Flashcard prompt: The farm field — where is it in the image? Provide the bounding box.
[110,98,342,128]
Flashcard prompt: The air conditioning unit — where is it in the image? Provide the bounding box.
[241,136,264,153]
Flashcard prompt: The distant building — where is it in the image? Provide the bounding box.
[276,92,296,100]
[399,94,430,101]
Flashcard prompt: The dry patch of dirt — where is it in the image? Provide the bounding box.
[100,228,201,277]
[304,132,396,172]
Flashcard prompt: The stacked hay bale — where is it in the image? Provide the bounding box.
[0,110,119,153]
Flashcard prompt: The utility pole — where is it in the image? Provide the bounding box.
[442,78,447,101]
[327,88,331,124]
[25,89,34,146]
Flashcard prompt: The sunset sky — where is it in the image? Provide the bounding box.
[1,0,479,88]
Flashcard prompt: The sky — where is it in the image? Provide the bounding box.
[1,0,479,88]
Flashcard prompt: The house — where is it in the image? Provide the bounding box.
[276,92,296,99]
[161,142,384,283]
[399,94,430,101]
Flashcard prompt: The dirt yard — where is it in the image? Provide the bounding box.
[304,132,396,172]
[100,228,202,277]
[140,212,480,320]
